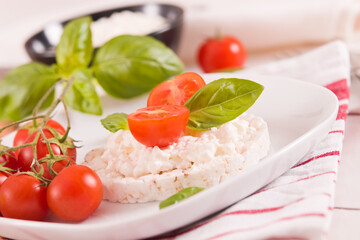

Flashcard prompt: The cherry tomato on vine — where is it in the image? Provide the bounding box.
[13,119,65,147]
[197,35,247,73]
[147,72,206,106]
[17,129,76,179]
[0,150,18,173]
[0,174,48,221]
[0,172,8,187]
[128,105,189,148]
[47,165,103,222]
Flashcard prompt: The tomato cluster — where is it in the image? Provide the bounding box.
[0,119,103,222]
[128,72,206,148]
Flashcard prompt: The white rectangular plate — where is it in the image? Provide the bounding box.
[0,73,338,240]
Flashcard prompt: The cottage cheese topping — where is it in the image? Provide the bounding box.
[91,11,168,47]
[84,113,270,203]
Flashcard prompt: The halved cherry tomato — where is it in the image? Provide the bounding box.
[13,119,65,147]
[147,72,206,106]
[47,165,103,222]
[0,150,18,173]
[198,35,247,73]
[0,174,48,221]
[128,105,189,148]
[17,129,76,179]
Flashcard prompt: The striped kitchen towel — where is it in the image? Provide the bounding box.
[162,41,350,240]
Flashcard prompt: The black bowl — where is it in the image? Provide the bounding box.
[24,3,183,65]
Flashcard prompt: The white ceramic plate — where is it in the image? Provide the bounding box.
[0,73,338,240]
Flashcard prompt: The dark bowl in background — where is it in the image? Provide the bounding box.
[24,3,184,65]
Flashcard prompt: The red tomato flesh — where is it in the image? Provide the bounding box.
[128,105,189,148]
[147,72,206,106]
[198,35,247,73]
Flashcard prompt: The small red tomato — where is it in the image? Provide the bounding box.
[0,174,48,221]
[17,129,76,179]
[147,72,206,106]
[0,172,8,187]
[128,105,189,148]
[47,165,103,222]
[0,150,18,173]
[197,35,246,73]
[13,119,65,147]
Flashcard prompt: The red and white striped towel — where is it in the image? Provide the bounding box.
[164,41,350,240]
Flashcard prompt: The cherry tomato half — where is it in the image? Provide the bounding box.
[0,150,18,173]
[0,174,48,221]
[128,105,189,148]
[13,119,65,147]
[17,129,76,179]
[47,165,103,222]
[147,72,206,106]
[197,35,247,73]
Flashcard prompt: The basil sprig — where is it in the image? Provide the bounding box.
[101,78,263,133]
[0,63,60,121]
[101,113,129,132]
[0,17,184,121]
[185,78,264,130]
[159,187,205,209]
[92,35,184,98]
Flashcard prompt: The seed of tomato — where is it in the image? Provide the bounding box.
[147,72,206,107]
[198,35,246,73]
[0,174,48,221]
[128,105,189,148]
[47,165,103,222]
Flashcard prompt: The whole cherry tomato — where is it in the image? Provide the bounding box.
[13,119,65,147]
[0,172,8,187]
[147,72,206,106]
[47,165,103,222]
[17,129,76,179]
[0,149,18,173]
[128,105,189,148]
[0,174,48,221]
[197,35,247,73]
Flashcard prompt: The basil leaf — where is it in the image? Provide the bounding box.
[64,68,102,115]
[185,78,264,130]
[101,113,129,132]
[159,187,205,209]
[56,17,93,75]
[92,35,184,98]
[0,63,59,121]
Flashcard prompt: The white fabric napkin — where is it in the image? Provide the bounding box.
[178,0,360,63]
[163,41,349,240]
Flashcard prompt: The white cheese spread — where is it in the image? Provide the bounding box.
[84,113,270,203]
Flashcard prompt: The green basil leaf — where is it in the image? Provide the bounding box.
[101,113,129,132]
[92,35,184,98]
[56,17,93,75]
[159,187,205,209]
[184,78,264,130]
[0,63,60,121]
[64,68,102,115]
